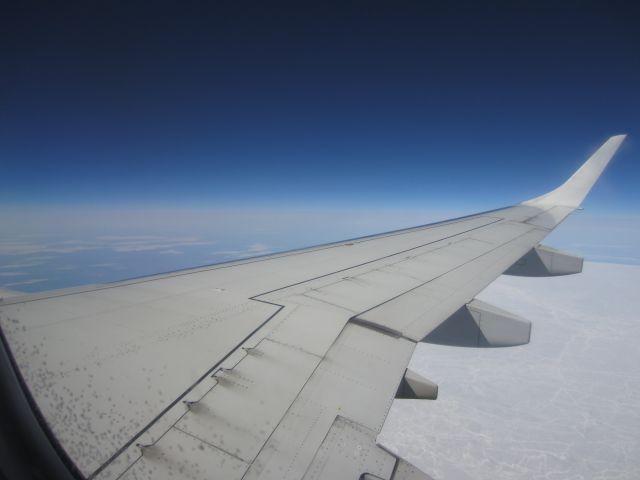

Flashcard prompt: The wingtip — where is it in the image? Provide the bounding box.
[523,134,625,208]
[605,134,627,154]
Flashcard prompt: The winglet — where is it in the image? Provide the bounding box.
[523,135,626,208]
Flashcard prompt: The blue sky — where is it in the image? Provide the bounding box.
[1,2,638,292]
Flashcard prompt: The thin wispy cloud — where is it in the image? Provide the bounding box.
[101,236,213,253]
[111,241,212,252]
[0,242,99,255]
[248,243,270,253]
[0,236,214,256]
[96,235,163,241]
[0,231,223,292]
[3,278,47,287]
[212,243,272,258]
[0,261,44,269]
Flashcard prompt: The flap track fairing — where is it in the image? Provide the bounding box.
[422,299,531,348]
[504,244,583,277]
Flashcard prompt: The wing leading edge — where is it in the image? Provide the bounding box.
[0,135,625,480]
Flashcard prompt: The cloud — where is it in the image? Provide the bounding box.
[98,235,213,253]
[0,242,98,255]
[2,278,47,287]
[211,242,272,258]
[248,243,270,253]
[0,261,46,269]
[96,235,163,241]
[0,236,214,256]
[157,249,183,255]
[111,241,212,252]
[0,271,28,277]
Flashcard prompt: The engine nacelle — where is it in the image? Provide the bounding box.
[422,299,531,348]
[504,244,583,277]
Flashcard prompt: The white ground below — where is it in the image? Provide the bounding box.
[380,262,640,480]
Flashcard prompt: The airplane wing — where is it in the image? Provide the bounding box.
[0,135,625,480]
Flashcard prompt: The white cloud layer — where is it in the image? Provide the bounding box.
[211,242,273,258]
[3,278,48,287]
[379,262,640,480]
[0,236,214,256]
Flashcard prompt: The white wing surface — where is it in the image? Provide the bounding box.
[0,136,625,480]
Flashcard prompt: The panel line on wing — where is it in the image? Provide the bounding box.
[88,298,285,479]
[352,226,542,333]
[253,217,504,298]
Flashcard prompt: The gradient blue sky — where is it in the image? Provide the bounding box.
[1,1,639,291]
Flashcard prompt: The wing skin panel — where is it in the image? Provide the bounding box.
[0,291,280,475]
[522,205,575,229]
[95,297,354,480]
[265,296,350,357]
[175,338,320,462]
[302,268,421,314]
[302,416,396,480]
[244,323,415,480]
[121,427,248,480]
